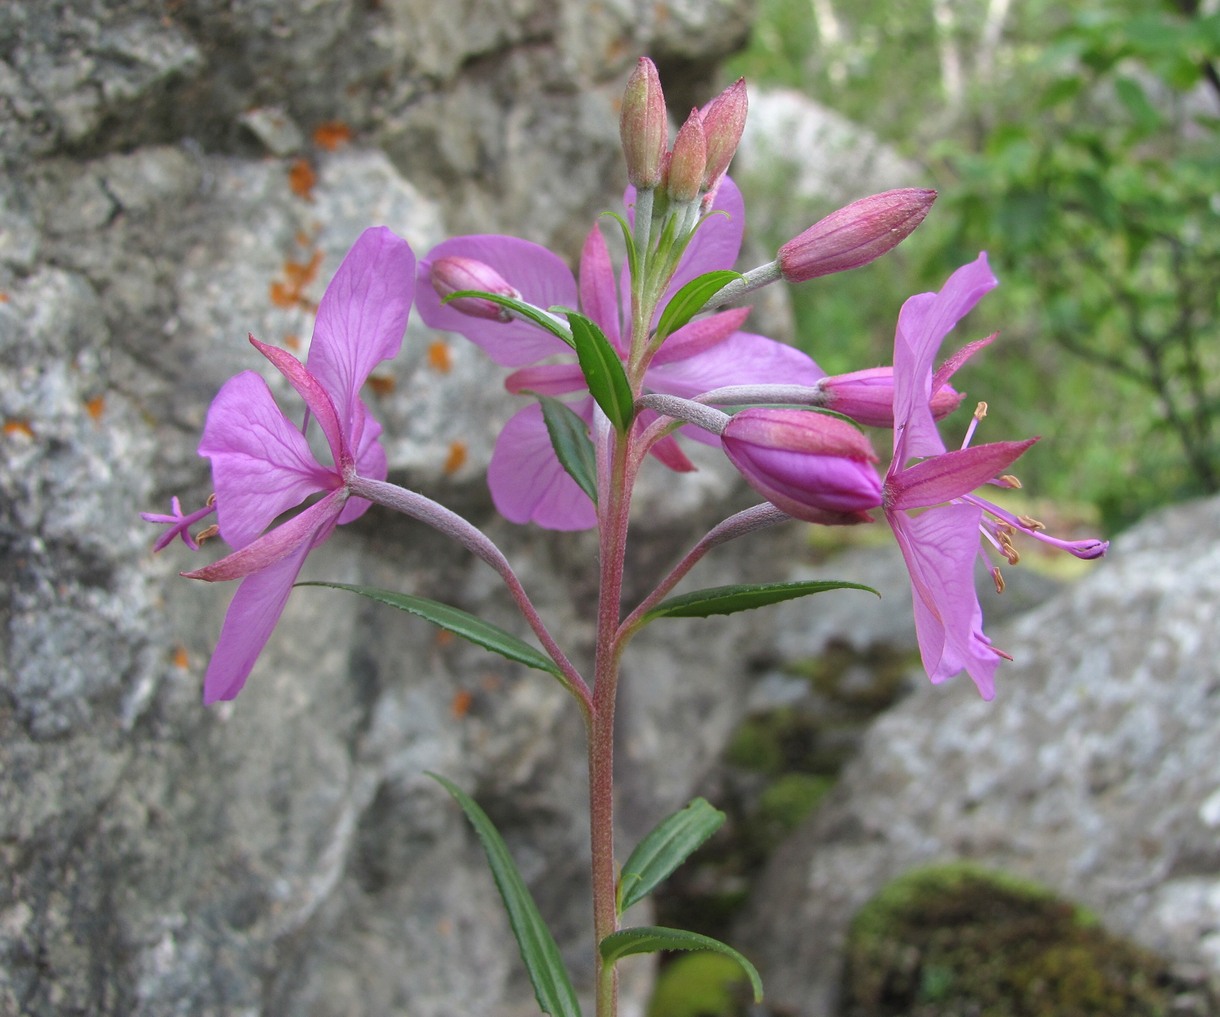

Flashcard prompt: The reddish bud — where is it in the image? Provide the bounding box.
[620,57,668,188]
[700,77,748,190]
[778,188,937,282]
[666,109,707,203]
[429,256,521,321]
[722,408,882,523]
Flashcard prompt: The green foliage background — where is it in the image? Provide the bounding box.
[728,0,1220,530]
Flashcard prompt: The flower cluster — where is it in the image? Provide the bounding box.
[146,58,1106,709]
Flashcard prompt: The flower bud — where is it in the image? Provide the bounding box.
[666,108,707,204]
[778,188,937,282]
[620,57,668,189]
[817,366,964,428]
[429,255,521,321]
[700,77,748,190]
[722,407,883,523]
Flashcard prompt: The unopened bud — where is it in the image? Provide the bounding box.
[666,109,707,204]
[722,407,882,523]
[817,366,964,428]
[778,188,937,282]
[430,256,520,322]
[620,57,668,189]
[700,77,748,190]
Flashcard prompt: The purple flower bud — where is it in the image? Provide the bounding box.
[620,57,668,189]
[667,108,707,204]
[430,255,521,321]
[700,77,748,191]
[818,366,964,428]
[721,407,883,523]
[778,188,937,282]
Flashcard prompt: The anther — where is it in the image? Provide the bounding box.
[196,524,220,545]
[992,567,1005,594]
[1018,513,1045,531]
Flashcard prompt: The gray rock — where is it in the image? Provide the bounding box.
[0,2,795,1014]
[735,494,1220,1016]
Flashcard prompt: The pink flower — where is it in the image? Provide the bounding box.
[415,179,822,530]
[173,227,415,703]
[882,253,1107,699]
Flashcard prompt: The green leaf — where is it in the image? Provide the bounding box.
[443,290,575,349]
[431,774,583,1017]
[298,583,564,679]
[535,393,598,505]
[599,927,763,1004]
[567,312,635,433]
[654,269,744,344]
[618,798,725,914]
[599,210,639,289]
[643,580,877,621]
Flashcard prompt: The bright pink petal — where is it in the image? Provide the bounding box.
[307,227,415,441]
[579,224,622,348]
[645,330,823,400]
[338,404,385,525]
[415,235,577,367]
[251,337,348,469]
[887,503,1002,699]
[199,371,332,548]
[487,403,598,530]
[892,253,997,463]
[505,363,588,396]
[650,307,751,366]
[887,439,1036,510]
[191,490,346,703]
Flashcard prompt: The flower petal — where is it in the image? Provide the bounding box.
[487,402,598,530]
[887,439,1036,510]
[194,490,346,703]
[887,503,1003,699]
[505,363,588,396]
[579,223,623,349]
[199,371,331,548]
[307,227,416,441]
[416,235,577,366]
[892,253,997,463]
[650,307,751,366]
[645,330,822,400]
[251,337,347,470]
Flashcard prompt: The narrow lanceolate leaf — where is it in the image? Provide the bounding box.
[443,290,575,348]
[644,580,878,621]
[535,393,598,505]
[599,927,763,1004]
[567,311,635,434]
[298,583,564,679]
[431,774,583,1017]
[654,270,744,344]
[618,798,725,914]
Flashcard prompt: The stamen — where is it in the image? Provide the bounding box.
[992,567,1005,594]
[1017,513,1044,531]
[996,474,1022,489]
[196,524,220,545]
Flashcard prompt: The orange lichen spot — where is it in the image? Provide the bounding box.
[365,374,396,397]
[435,629,456,648]
[450,689,474,719]
[427,339,453,373]
[282,333,301,351]
[269,247,324,310]
[443,440,468,475]
[85,394,105,421]
[480,673,503,694]
[3,418,34,439]
[0,292,9,303]
[312,120,353,151]
[173,645,190,670]
[288,157,317,201]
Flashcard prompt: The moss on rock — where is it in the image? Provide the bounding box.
[841,863,1183,1017]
